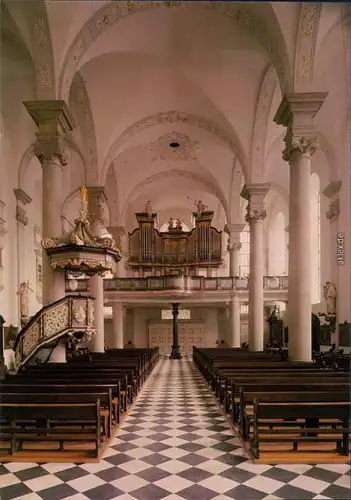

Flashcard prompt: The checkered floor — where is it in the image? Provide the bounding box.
[1,359,350,500]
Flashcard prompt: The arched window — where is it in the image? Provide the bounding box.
[238,225,250,277]
[268,212,286,275]
[310,173,321,303]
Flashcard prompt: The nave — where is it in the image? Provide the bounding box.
[1,359,349,500]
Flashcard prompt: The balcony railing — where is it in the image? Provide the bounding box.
[65,276,288,293]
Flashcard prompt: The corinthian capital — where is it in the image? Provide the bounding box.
[283,132,320,161]
[227,242,242,252]
[34,131,68,165]
[24,100,75,166]
[245,208,266,224]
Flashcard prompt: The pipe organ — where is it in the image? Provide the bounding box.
[128,211,222,275]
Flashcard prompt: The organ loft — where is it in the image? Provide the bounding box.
[128,202,222,277]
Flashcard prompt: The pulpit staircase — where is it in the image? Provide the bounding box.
[12,295,95,373]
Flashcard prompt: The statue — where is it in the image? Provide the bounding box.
[144,201,153,214]
[176,219,182,231]
[17,281,33,319]
[268,305,280,321]
[323,281,337,315]
[195,200,206,213]
[168,218,174,231]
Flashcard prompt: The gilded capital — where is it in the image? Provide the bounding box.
[245,208,266,224]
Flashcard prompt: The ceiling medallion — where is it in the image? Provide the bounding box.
[150,131,199,161]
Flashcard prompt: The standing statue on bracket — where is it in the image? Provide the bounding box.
[167,218,174,231]
[17,281,33,327]
[176,219,183,231]
[195,200,207,214]
[323,281,337,315]
[144,201,153,216]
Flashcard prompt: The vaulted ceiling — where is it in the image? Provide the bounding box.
[1,1,349,230]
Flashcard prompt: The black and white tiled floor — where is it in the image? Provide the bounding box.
[1,359,350,500]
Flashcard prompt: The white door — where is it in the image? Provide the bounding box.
[149,323,204,356]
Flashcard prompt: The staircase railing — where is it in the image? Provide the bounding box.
[13,295,95,372]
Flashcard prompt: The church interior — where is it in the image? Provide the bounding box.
[0,2,350,499]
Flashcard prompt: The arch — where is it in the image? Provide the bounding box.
[310,172,321,304]
[70,72,99,184]
[100,110,248,184]
[58,1,290,102]
[13,0,57,99]
[293,3,321,88]
[18,139,86,190]
[120,169,229,225]
[250,64,278,182]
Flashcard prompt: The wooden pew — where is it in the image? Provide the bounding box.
[239,390,350,439]
[2,382,122,424]
[250,399,350,460]
[0,402,101,457]
[229,381,351,423]
[1,391,113,438]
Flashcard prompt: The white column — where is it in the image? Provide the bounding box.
[274,92,327,361]
[229,296,241,347]
[112,302,124,348]
[24,101,75,306]
[226,224,245,276]
[90,274,105,352]
[242,184,269,351]
[48,340,66,362]
[87,186,108,353]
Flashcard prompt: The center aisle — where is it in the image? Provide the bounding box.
[1,359,349,500]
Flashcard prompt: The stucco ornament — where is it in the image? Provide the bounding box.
[31,11,55,97]
[150,131,199,161]
[245,208,267,224]
[34,131,68,166]
[294,3,321,85]
[283,132,320,161]
[60,1,287,101]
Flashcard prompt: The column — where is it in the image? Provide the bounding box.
[274,92,327,361]
[111,301,124,348]
[0,315,5,379]
[24,101,75,306]
[226,224,245,276]
[169,303,182,359]
[108,226,126,277]
[87,186,107,353]
[90,274,104,352]
[284,225,289,275]
[242,184,269,351]
[229,296,241,347]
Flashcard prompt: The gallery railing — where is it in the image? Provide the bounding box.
[65,276,288,293]
[13,295,95,372]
